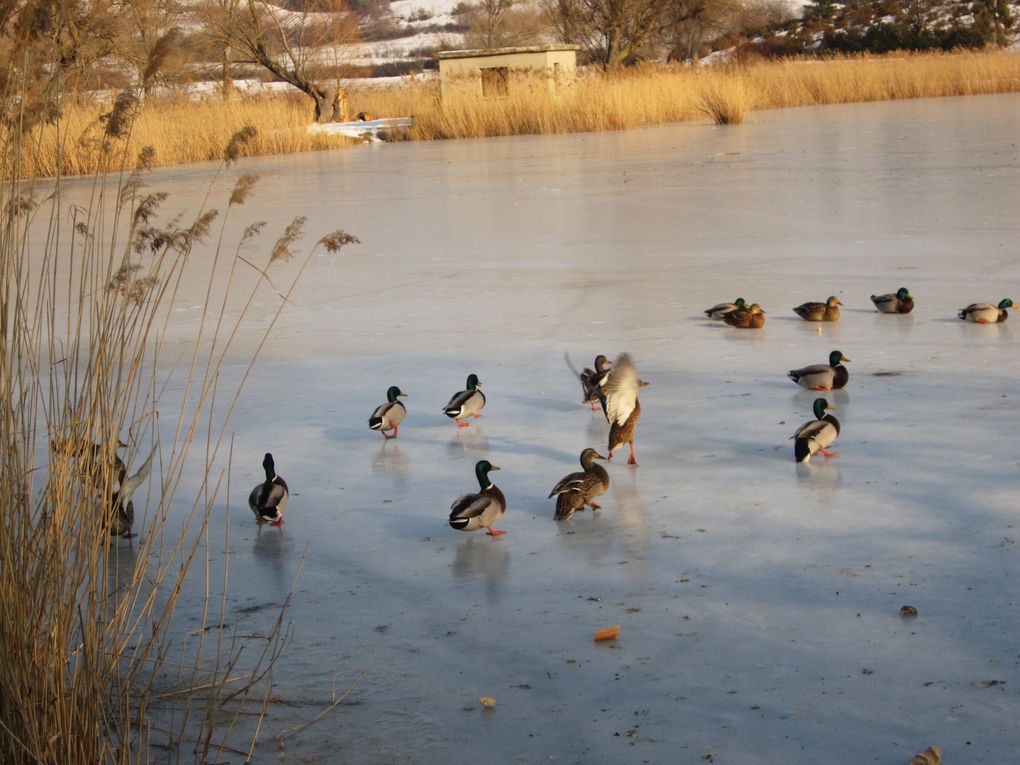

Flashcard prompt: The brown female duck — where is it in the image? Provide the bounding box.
[549,448,610,521]
[596,354,648,466]
[794,296,842,322]
[722,303,766,328]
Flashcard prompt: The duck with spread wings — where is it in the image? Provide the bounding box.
[595,354,648,466]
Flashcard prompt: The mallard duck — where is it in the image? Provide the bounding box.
[596,354,648,466]
[443,373,485,427]
[368,385,407,439]
[788,350,851,391]
[792,398,840,463]
[579,354,613,410]
[107,446,156,538]
[722,303,765,328]
[549,448,610,521]
[957,298,1016,324]
[871,287,914,314]
[249,453,288,526]
[704,297,746,320]
[793,296,842,322]
[448,460,506,535]
[51,436,127,491]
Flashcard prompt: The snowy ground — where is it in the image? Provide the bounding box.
[56,93,1020,763]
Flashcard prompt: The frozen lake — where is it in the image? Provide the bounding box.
[70,94,1020,762]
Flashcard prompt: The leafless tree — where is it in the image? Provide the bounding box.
[0,0,122,128]
[119,0,191,95]
[202,0,360,123]
[455,0,544,48]
[544,0,666,70]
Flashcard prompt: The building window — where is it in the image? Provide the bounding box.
[481,67,509,97]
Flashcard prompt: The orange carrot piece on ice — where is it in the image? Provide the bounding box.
[593,625,621,641]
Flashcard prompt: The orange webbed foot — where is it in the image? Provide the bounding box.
[456,420,470,428]
[819,448,840,458]
[486,528,506,536]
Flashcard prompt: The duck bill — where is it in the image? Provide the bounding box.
[488,465,501,471]
[399,391,409,397]
[825,404,836,411]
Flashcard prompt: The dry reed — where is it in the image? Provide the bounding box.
[0,100,357,760]
[13,49,1020,177]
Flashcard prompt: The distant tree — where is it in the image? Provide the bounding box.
[203,0,361,122]
[454,0,544,48]
[802,0,840,23]
[0,0,122,128]
[661,0,742,62]
[194,0,244,96]
[544,0,667,69]
[119,0,191,95]
[972,0,1014,46]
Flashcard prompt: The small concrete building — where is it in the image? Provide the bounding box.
[436,45,580,101]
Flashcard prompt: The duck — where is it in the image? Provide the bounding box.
[793,296,842,322]
[51,436,127,491]
[549,448,610,521]
[106,446,156,538]
[792,398,840,463]
[578,354,613,410]
[957,298,1016,324]
[722,303,766,329]
[788,350,851,391]
[704,297,747,320]
[368,385,408,439]
[448,460,506,536]
[443,373,485,427]
[249,453,288,526]
[596,354,648,466]
[871,287,914,314]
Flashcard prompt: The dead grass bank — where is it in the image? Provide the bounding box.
[19,50,1020,176]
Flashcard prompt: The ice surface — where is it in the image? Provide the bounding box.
[51,94,1020,762]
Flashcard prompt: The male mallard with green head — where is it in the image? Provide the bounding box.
[792,398,840,463]
[957,298,1016,324]
[794,296,842,322]
[788,350,851,391]
[443,373,485,427]
[871,287,914,314]
[723,303,765,328]
[704,297,747,320]
[549,448,610,521]
[249,453,288,526]
[368,385,408,439]
[449,460,506,535]
[596,354,648,466]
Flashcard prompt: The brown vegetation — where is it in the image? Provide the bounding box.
[0,109,358,760]
[13,50,1020,176]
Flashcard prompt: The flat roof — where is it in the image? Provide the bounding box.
[436,45,580,61]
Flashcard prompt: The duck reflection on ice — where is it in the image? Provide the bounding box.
[447,428,489,461]
[372,441,409,486]
[795,460,843,488]
[451,537,509,599]
[253,524,295,596]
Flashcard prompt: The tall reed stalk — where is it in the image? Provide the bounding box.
[0,87,355,762]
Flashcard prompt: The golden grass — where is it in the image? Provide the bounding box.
[22,93,356,177]
[17,49,1020,177]
[360,50,1020,139]
[0,110,360,760]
